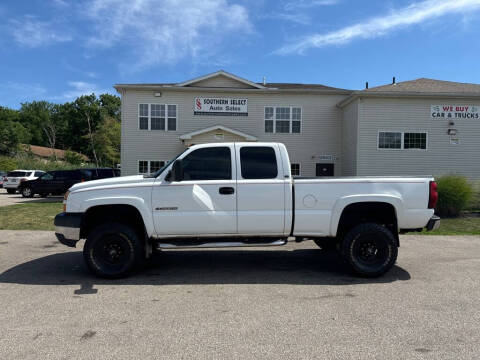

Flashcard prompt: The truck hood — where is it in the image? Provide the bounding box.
[69,175,154,192]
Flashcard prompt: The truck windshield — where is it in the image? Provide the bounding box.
[150,149,189,178]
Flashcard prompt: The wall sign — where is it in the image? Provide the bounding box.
[431,105,479,119]
[194,97,248,116]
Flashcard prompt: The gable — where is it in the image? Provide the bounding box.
[188,74,257,89]
[178,70,265,89]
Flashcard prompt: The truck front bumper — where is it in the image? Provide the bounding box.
[54,212,82,247]
[426,215,441,231]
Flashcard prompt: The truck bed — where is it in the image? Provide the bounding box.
[292,176,434,237]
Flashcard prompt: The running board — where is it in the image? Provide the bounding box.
[155,239,287,250]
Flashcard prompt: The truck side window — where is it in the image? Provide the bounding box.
[240,147,278,179]
[182,147,231,180]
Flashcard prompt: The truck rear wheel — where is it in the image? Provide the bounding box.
[340,223,397,277]
[83,222,144,278]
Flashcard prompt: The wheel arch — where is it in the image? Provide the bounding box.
[79,199,154,240]
[330,195,403,238]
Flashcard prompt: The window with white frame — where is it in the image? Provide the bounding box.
[404,132,427,149]
[139,104,177,131]
[138,160,166,174]
[138,160,149,174]
[139,104,149,130]
[265,106,301,134]
[291,163,300,176]
[378,131,427,150]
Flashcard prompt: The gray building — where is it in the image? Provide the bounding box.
[114,71,480,179]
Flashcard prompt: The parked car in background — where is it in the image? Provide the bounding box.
[3,170,45,194]
[83,168,120,180]
[18,168,119,198]
[0,171,6,188]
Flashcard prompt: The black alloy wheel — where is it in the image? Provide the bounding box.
[84,223,144,278]
[341,223,397,277]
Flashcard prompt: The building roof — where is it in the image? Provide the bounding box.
[22,144,89,161]
[338,78,480,108]
[260,83,349,91]
[114,70,351,94]
[363,78,480,94]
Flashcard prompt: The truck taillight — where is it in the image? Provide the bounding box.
[428,181,438,209]
[20,178,27,183]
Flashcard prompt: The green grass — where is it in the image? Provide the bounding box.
[0,202,63,231]
[410,216,480,236]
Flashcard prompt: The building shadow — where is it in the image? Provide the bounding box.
[0,248,410,293]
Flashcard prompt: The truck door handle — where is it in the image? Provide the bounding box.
[219,187,235,195]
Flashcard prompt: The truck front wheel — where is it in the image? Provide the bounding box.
[83,222,144,278]
[340,223,397,277]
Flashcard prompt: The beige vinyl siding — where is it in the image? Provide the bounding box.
[341,99,359,176]
[356,97,480,179]
[121,89,346,176]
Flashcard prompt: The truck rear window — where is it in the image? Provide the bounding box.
[240,147,278,179]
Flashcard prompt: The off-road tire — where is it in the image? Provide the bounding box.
[340,223,398,277]
[83,222,144,279]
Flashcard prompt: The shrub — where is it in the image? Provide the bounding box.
[470,181,480,210]
[65,150,84,165]
[435,175,474,217]
[0,157,18,172]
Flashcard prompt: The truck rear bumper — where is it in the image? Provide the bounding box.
[426,215,441,231]
[54,212,82,247]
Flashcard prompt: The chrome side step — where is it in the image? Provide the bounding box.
[155,239,287,250]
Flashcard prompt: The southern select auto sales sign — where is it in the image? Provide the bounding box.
[431,105,480,119]
[194,97,248,116]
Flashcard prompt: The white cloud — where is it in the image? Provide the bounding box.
[277,0,480,54]
[50,81,113,101]
[83,0,252,71]
[9,15,72,48]
[283,0,340,11]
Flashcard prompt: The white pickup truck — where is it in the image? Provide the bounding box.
[55,142,440,278]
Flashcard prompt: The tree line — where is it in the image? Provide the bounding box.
[0,94,121,167]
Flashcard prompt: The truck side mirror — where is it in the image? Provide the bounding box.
[171,160,184,182]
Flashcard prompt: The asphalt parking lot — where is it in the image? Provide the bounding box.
[0,231,479,359]
[0,189,62,207]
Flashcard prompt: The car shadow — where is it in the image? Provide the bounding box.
[0,248,411,293]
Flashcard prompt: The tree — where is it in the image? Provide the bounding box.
[18,101,54,146]
[93,116,121,167]
[0,106,30,155]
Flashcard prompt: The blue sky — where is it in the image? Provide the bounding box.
[1,0,480,108]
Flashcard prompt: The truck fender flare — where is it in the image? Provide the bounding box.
[329,195,403,237]
[80,196,155,238]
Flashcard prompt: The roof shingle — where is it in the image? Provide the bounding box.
[363,78,480,94]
